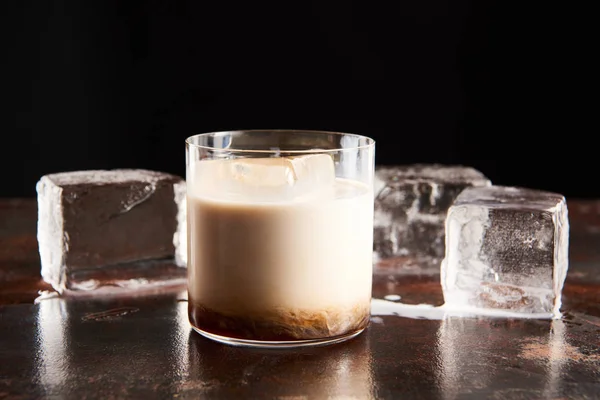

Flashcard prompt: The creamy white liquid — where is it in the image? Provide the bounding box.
[187,159,374,320]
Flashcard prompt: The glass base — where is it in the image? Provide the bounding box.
[191,326,366,348]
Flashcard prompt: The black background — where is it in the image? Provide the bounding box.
[2,1,592,198]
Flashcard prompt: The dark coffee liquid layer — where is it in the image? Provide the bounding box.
[189,302,370,342]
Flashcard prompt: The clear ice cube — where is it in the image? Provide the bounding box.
[441,185,569,318]
[373,165,491,267]
[37,169,187,294]
[189,154,335,202]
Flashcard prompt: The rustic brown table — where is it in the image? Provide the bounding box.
[1,199,599,399]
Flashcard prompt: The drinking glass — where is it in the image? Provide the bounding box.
[186,130,375,348]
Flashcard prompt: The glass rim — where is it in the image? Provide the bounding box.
[185,129,375,154]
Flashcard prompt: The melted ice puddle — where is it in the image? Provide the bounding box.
[371,299,556,321]
[371,299,445,320]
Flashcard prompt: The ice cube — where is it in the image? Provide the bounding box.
[172,180,187,268]
[189,154,335,202]
[373,164,491,268]
[441,185,569,318]
[37,169,187,294]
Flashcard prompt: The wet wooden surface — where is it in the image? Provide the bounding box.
[0,198,599,399]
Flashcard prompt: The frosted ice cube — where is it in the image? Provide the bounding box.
[37,169,187,294]
[189,154,335,202]
[373,165,491,266]
[172,180,187,268]
[441,185,569,318]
